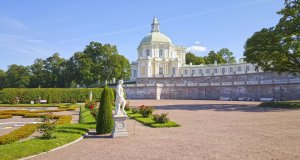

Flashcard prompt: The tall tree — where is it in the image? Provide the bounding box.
[69,52,95,86]
[29,58,47,88]
[44,53,67,87]
[204,50,226,64]
[186,52,205,65]
[217,48,236,63]
[5,64,30,88]
[244,0,300,73]
[0,69,6,88]
[111,54,131,81]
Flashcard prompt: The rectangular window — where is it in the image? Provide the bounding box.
[172,68,176,75]
[222,68,225,73]
[238,66,242,72]
[184,70,188,75]
[191,70,195,75]
[206,69,210,74]
[214,68,218,73]
[134,70,137,77]
[246,66,250,71]
[146,49,150,56]
[159,68,163,75]
[159,50,163,58]
[230,67,233,72]
[198,69,202,74]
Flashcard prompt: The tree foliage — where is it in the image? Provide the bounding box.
[186,48,236,65]
[0,41,131,88]
[5,64,30,88]
[244,0,300,73]
[96,86,113,134]
[186,52,205,65]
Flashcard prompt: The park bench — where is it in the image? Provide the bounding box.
[39,100,47,104]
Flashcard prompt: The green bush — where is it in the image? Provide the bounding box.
[125,101,131,111]
[0,124,39,145]
[153,113,169,124]
[139,105,153,118]
[38,113,56,139]
[0,88,105,104]
[96,86,113,134]
[131,107,139,114]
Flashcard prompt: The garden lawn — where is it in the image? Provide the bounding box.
[0,123,89,160]
[79,106,96,129]
[127,110,180,128]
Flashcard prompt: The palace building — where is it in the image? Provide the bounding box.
[126,17,300,101]
[130,17,261,80]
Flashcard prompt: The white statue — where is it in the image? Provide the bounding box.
[115,80,126,115]
[89,91,93,101]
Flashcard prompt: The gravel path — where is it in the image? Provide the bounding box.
[28,100,300,160]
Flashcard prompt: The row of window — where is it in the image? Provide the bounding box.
[184,66,252,75]
[144,49,164,58]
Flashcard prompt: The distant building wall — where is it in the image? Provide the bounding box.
[125,72,300,101]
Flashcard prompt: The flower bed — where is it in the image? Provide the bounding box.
[126,106,180,128]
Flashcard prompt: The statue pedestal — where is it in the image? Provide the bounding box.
[112,114,128,138]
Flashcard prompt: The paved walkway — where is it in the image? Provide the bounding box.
[29,100,300,160]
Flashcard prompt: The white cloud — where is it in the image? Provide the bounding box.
[186,45,206,53]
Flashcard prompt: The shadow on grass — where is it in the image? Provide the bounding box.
[55,129,86,135]
[154,104,298,112]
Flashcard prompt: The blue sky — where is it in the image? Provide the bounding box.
[0,0,283,70]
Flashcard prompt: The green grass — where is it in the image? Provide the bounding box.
[0,103,70,107]
[0,123,89,160]
[259,101,300,109]
[127,110,180,128]
[79,106,96,129]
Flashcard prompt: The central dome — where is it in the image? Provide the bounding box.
[139,17,172,45]
[140,32,172,44]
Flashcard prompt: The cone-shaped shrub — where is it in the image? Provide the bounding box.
[96,86,113,134]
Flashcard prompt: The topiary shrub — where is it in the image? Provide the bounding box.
[139,105,153,118]
[96,86,113,134]
[153,113,169,124]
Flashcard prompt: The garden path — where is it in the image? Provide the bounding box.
[28,100,300,160]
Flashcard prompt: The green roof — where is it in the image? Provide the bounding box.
[140,32,172,44]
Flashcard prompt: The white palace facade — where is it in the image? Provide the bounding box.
[130,17,261,80]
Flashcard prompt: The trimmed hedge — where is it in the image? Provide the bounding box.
[55,115,72,125]
[0,124,39,145]
[0,114,13,119]
[0,88,104,104]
